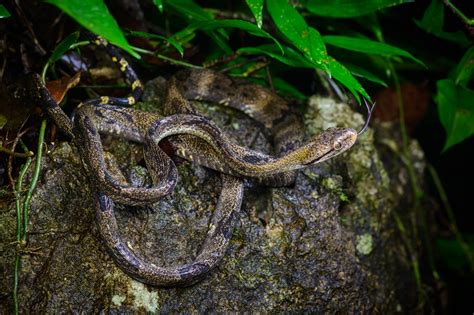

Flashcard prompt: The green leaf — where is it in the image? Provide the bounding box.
[48,32,80,64]
[343,63,388,87]
[436,79,474,150]
[414,0,470,46]
[415,0,443,31]
[164,0,231,54]
[46,0,139,58]
[307,27,328,66]
[246,0,264,28]
[452,46,474,86]
[188,20,282,53]
[0,4,11,18]
[306,0,412,18]
[128,31,184,57]
[272,77,307,100]
[165,0,212,21]
[238,45,314,68]
[267,0,328,70]
[170,27,197,46]
[436,236,474,270]
[323,35,424,66]
[153,0,164,13]
[327,57,369,101]
[239,45,368,99]
[238,45,368,100]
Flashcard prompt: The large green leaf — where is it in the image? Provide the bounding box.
[46,0,138,58]
[343,62,388,87]
[452,46,474,86]
[265,0,369,99]
[187,20,282,53]
[267,0,328,70]
[323,35,424,66]
[239,45,368,100]
[0,4,10,18]
[327,57,369,101]
[246,0,264,28]
[306,0,412,18]
[436,79,474,150]
[414,0,470,46]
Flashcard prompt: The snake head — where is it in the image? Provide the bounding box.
[302,127,357,165]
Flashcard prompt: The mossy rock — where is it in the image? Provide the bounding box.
[0,83,424,312]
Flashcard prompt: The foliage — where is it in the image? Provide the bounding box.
[415,0,473,150]
[40,0,472,150]
[45,0,139,58]
[306,0,413,18]
[0,4,10,18]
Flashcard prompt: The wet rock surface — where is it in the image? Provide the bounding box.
[0,81,423,313]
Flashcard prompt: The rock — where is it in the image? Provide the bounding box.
[0,86,423,312]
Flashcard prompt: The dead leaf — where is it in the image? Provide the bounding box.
[45,72,81,104]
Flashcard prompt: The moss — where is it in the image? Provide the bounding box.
[321,176,348,201]
[129,281,160,312]
[356,234,374,255]
[111,294,126,307]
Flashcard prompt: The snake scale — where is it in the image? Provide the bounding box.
[31,33,358,286]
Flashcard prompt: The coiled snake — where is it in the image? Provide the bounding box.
[31,33,360,286]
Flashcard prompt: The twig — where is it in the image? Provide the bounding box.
[0,146,34,158]
[13,0,47,55]
[7,126,32,187]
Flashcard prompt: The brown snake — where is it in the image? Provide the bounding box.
[33,35,361,286]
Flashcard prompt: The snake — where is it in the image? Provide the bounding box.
[31,32,360,286]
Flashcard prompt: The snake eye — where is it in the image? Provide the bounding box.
[333,140,342,150]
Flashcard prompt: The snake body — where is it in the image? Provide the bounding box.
[34,33,358,286]
[75,74,357,205]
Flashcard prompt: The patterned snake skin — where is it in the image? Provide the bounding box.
[31,33,358,286]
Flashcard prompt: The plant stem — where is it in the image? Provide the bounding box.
[442,0,474,26]
[69,41,90,49]
[13,147,33,315]
[130,46,202,69]
[393,212,422,289]
[428,163,474,271]
[0,146,34,158]
[375,24,433,300]
[21,119,47,242]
